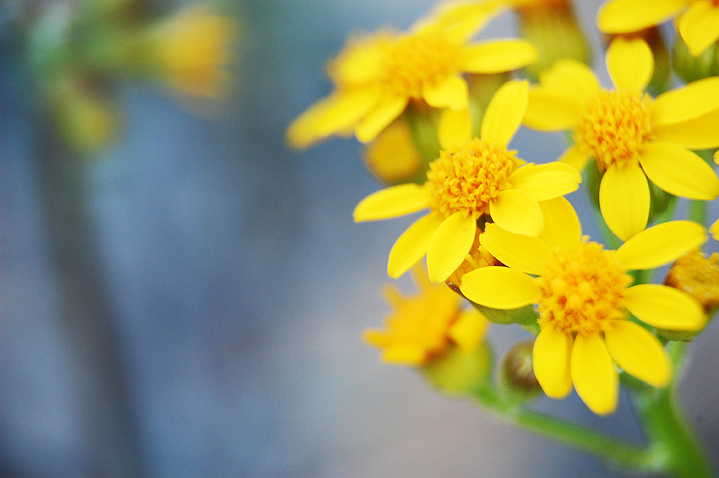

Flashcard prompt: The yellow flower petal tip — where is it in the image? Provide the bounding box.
[353,184,429,222]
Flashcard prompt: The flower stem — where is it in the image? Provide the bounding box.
[688,199,708,228]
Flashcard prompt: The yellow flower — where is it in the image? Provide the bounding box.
[286,4,537,149]
[354,80,581,282]
[523,37,719,241]
[459,197,707,414]
[145,8,234,98]
[363,265,489,366]
[598,0,719,57]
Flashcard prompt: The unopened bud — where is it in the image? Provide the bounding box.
[500,340,542,401]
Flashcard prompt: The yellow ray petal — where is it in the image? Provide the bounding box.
[387,213,445,278]
[597,0,690,33]
[606,37,653,92]
[639,143,719,200]
[679,1,719,57]
[522,88,583,131]
[422,74,468,111]
[538,59,600,105]
[431,1,504,44]
[624,284,706,331]
[479,223,552,275]
[605,320,671,388]
[616,220,707,270]
[533,327,573,399]
[571,334,618,415]
[654,107,719,150]
[558,144,591,173]
[460,266,540,309]
[490,189,543,236]
[316,87,381,135]
[448,309,489,351]
[711,218,719,240]
[599,163,649,241]
[652,77,719,126]
[286,95,337,149]
[438,108,472,150]
[509,162,581,202]
[355,94,410,143]
[481,80,528,147]
[538,197,582,251]
[381,346,425,366]
[427,212,477,283]
[459,39,538,73]
[354,183,429,222]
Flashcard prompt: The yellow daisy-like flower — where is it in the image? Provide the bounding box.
[460,197,707,414]
[598,0,719,57]
[363,265,489,366]
[354,80,581,283]
[523,37,719,241]
[286,4,538,148]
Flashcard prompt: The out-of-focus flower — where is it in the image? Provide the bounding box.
[598,0,719,58]
[143,7,235,98]
[523,37,719,241]
[363,265,489,366]
[664,250,719,316]
[460,198,707,414]
[363,119,426,185]
[286,3,537,149]
[354,80,580,282]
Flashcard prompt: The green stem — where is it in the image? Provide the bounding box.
[688,200,708,228]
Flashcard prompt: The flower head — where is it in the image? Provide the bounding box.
[523,37,719,240]
[460,197,707,414]
[598,0,719,57]
[354,80,581,282]
[286,4,537,148]
[364,265,489,366]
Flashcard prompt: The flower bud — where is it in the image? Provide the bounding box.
[500,340,542,401]
[363,119,426,185]
[421,341,493,396]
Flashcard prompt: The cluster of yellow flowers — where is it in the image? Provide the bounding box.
[288,0,719,418]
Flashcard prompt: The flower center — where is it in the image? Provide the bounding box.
[536,240,633,335]
[575,90,654,171]
[426,138,521,218]
[383,28,459,98]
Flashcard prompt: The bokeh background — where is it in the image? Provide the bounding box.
[0,0,718,477]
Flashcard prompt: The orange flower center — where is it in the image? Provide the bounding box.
[536,240,633,335]
[575,90,654,171]
[426,138,521,218]
[383,28,459,99]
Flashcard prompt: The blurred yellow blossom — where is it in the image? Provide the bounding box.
[363,119,425,185]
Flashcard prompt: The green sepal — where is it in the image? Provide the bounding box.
[469,302,538,328]
[420,342,493,396]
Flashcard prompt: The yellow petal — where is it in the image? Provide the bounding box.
[639,142,719,200]
[679,1,719,57]
[533,327,573,399]
[624,284,706,331]
[387,213,444,278]
[355,95,410,143]
[571,334,618,415]
[431,1,504,44]
[459,39,538,73]
[605,320,671,388]
[438,108,472,150]
[354,183,429,222]
[652,77,719,125]
[538,197,582,251]
[606,37,653,92]
[711,218,719,240]
[599,163,649,241]
[427,212,477,283]
[616,220,707,270]
[558,144,590,173]
[490,189,543,236]
[509,162,581,202]
[448,309,490,351]
[479,223,553,275]
[316,87,381,135]
[538,59,600,105]
[522,89,582,132]
[481,79,528,147]
[460,266,541,309]
[286,95,337,149]
[422,74,468,111]
[598,0,690,33]
[381,346,425,366]
[654,107,719,150]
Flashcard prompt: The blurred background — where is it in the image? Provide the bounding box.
[0,0,717,477]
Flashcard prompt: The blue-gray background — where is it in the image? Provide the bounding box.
[0,1,717,477]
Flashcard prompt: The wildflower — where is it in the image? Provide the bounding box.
[460,197,707,414]
[363,119,425,185]
[144,8,234,98]
[354,80,581,282]
[286,4,537,148]
[598,0,719,57]
[523,37,719,240]
[363,265,489,366]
